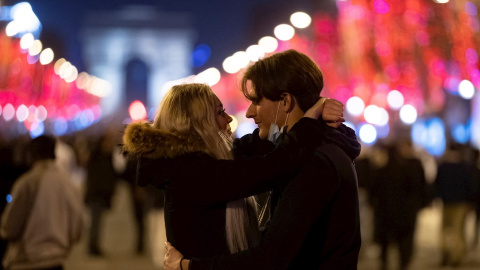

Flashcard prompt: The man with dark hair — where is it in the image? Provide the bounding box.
[165,50,361,269]
[0,135,83,270]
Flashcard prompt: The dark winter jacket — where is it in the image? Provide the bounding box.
[123,118,361,269]
[122,118,322,258]
[190,118,362,270]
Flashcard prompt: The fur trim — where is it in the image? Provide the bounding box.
[122,121,209,159]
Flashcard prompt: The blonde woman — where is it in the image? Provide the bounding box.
[123,83,342,259]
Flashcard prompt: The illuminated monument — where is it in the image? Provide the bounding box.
[81,5,195,118]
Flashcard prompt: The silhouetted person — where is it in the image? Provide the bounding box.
[434,143,479,267]
[473,149,480,249]
[370,142,428,270]
[84,133,119,256]
[0,142,29,270]
[0,135,83,270]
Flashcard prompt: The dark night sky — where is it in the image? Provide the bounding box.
[4,0,335,73]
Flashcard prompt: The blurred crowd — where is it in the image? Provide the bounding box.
[0,125,166,269]
[0,126,479,270]
[357,139,479,270]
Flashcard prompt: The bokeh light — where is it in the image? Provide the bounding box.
[364,105,380,125]
[359,123,377,144]
[195,68,221,86]
[2,104,15,121]
[387,90,404,110]
[399,105,417,124]
[29,121,44,138]
[290,12,311,29]
[35,105,48,122]
[53,118,68,136]
[20,33,34,49]
[223,56,240,74]
[458,79,475,99]
[16,104,28,122]
[28,39,42,56]
[236,122,257,138]
[129,100,147,121]
[258,36,278,53]
[39,48,54,65]
[274,24,295,41]
[5,21,18,36]
[246,45,265,62]
[192,44,211,67]
[346,96,365,116]
[452,123,469,144]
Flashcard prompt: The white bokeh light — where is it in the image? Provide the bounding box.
[64,65,79,83]
[399,104,418,124]
[387,90,404,110]
[232,51,250,70]
[223,56,240,74]
[458,80,475,99]
[54,58,67,75]
[16,104,28,122]
[246,45,265,62]
[39,48,54,65]
[6,21,19,37]
[359,124,377,144]
[10,2,41,34]
[346,96,365,116]
[20,33,34,49]
[28,40,42,56]
[377,107,390,126]
[3,104,15,121]
[195,67,221,86]
[258,36,278,53]
[274,24,295,41]
[290,12,312,29]
[364,105,380,125]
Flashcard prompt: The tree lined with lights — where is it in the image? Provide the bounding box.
[208,0,479,153]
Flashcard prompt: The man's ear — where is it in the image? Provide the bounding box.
[280,92,295,113]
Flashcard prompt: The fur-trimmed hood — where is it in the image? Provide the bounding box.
[122,122,209,159]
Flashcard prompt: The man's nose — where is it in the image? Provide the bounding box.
[246,103,255,118]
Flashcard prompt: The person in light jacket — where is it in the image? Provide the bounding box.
[0,135,84,270]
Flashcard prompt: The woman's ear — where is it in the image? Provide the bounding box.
[280,92,295,113]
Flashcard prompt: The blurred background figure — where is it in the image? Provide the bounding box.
[0,137,30,270]
[84,130,120,256]
[0,135,84,270]
[473,149,480,249]
[354,144,376,259]
[369,141,428,270]
[118,151,165,257]
[434,143,479,267]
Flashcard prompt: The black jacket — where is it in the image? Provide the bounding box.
[122,118,324,258]
[192,118,361,270]
[123,118,361,269]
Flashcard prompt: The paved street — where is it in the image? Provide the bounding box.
[65,182,480,270]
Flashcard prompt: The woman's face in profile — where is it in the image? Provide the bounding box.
[214,96,233,136]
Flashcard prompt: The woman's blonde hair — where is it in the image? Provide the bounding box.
[153,83,259,253]
[153,83,232,160]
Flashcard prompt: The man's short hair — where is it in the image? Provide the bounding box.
[241,49,324,112]
[29,135,56,160]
